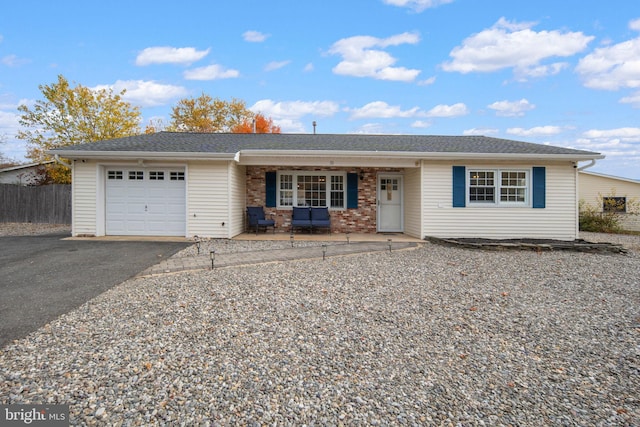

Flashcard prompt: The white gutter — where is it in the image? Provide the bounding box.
[48,150,237,161]
[239,149,605,162]
[49,149,604,163]
[54,154,72,167]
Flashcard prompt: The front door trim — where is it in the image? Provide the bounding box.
[377,173,404,232]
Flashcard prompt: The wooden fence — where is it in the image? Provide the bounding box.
[0,184,71,224]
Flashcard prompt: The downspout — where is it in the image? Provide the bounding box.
[54,154,72,168]
[577,159,596,171]
[575,159,596,239]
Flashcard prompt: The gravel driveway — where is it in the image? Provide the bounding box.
[1,227,639,426]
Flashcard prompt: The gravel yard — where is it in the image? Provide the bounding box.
[1,226,639,425]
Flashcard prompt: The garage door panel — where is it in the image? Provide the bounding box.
[106,167,186,236]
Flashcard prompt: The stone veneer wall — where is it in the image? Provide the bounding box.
[246,166,401,233]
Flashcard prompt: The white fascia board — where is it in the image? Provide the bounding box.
[424,152,605,161]
[48,150,236,161]
[237,149,604,162]
[50,148,604,163]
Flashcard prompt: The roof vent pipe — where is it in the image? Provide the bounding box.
[313,121,317,135]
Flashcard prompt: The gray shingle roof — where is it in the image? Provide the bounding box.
[51,132,600,157]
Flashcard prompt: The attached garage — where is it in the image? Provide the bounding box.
[105,167,186,236]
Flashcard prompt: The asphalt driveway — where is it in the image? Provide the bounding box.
[0,232,190,348]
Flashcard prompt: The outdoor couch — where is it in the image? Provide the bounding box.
[291,206,331,234]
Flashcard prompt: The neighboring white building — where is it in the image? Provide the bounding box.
[0,161,53,185]
[50,132,604,241]
[579,170,640,231]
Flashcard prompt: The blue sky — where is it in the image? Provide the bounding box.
[1,0,639,179]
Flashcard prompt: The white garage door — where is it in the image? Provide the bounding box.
[106,168,186,236]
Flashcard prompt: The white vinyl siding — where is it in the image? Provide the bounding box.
[71,160,98,236]
[403,167,422,238]
[187,162,230,238]
[579,171,640,231]
[422,161,578,241]
[229,163,246,238]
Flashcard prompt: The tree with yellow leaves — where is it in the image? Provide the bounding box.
[169,93,256,133]
[17,75,141,183]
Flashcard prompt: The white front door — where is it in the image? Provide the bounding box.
[377,174,403,232]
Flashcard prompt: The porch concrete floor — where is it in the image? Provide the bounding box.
[234,232,424,243]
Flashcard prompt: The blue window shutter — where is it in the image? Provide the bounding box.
[532,167,546,208]
[265,171,276,207]
[452,166,466,207]
[347,173,358,209]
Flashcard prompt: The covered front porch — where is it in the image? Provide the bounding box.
[244,165,422,238]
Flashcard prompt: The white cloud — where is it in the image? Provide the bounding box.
[463,127,499,136]
[243,30,269,42]
[135,46,210,66]
[506,125,564,137]
[249,100,340,133]
[251,99,339,119]
[411,120,431,128]
[425,102,468,117]
[382,0,454,13]
[630,18,640,32]
[347,101,467,120]
[575,37,640,91]
[582,127,640,140]
[441,17,594,79]
[184,64,240,80]
[487,98,535,117]
[264,60,291,72]
[0,109,19,131]
[304,63,314,72]
[2,54,29,67]
[352,123,387,134]
[572,127,640,159]
[92,80,188,107]
[620,91,640,108]
[417,76,436,86]
[348,101,424,119]
[329,32,421,82]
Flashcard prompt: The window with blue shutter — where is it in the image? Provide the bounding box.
[532,167,546,208]
[347,173,358,208]
[265,171,276,207]
[452,166,466,207]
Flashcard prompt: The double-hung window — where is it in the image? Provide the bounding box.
[277,172,346,209]
[469,169,529,206]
